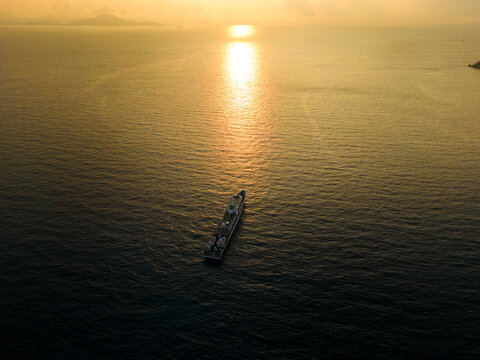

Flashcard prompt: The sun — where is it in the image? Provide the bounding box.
[230,25,255,38]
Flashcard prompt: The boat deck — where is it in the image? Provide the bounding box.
[202,191,245,261]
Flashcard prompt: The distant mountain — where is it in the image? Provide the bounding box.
[69,14,159,27]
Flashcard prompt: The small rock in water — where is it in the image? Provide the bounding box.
[468,61,480,69]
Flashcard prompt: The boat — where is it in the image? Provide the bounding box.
[202,190,246,261]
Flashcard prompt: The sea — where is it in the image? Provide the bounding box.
[1,25,479,359]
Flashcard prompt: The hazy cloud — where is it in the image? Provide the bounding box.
[285,0,315,17]
[93,6,116,15]
[317,1,347,17]
[0,0,479,25]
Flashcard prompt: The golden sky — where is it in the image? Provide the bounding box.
[1,0,479,25]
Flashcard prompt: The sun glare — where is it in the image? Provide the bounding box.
[227,42,256,86]
[230,25,255,38]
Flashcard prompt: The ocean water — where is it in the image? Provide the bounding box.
[1,25,479,359]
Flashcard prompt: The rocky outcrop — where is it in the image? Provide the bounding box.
[468,61,480,69]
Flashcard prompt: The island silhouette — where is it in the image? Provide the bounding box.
[70,14,160,27]
[0,14,160,27]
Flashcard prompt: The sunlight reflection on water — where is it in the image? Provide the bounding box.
[213,30,272,192]
[225,41,257,115]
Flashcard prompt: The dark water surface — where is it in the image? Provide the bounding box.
[1,25,480,359]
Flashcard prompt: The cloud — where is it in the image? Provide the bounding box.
[285,0,315,17]
[93,6,116,15]
[284,0,352,19]
[0,0,479,25]
[317,1,347,17]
